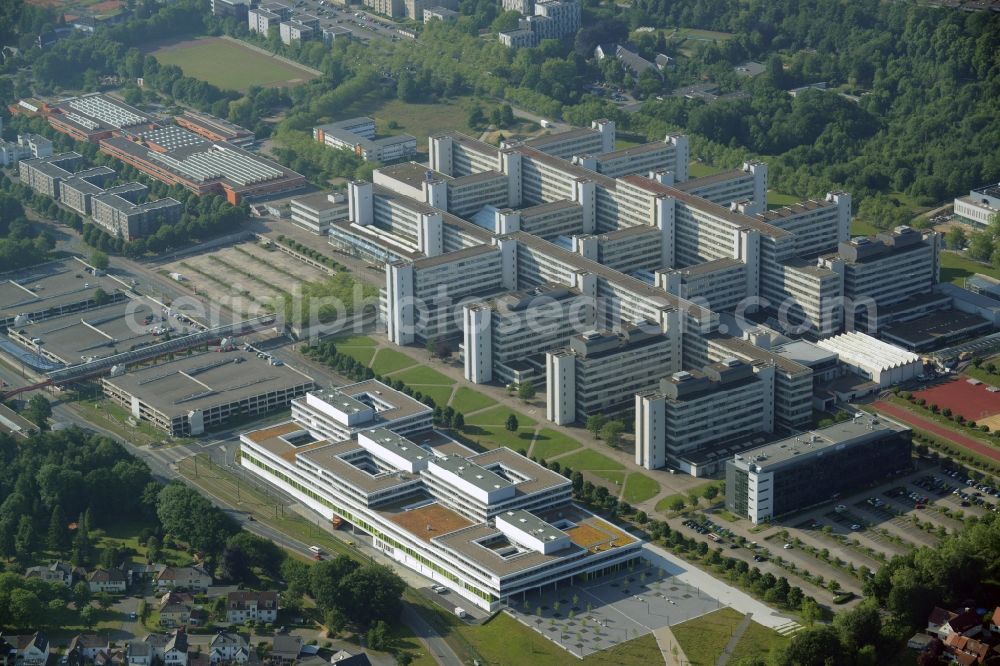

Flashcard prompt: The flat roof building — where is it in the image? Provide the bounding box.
[240,382,640,612]
[313,118,417,163]
[725,413,912,523]
[635,359,775,476]
[45,93,155,143]
[815,331,922,387]
[102,350,315,436]
[954,183,1000,227]
[0,258,126,330]
[289,191,349,234]
[546,324,676,424]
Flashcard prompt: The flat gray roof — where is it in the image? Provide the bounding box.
[104,350,314,417]
[433,455,513,493]
[11,299,159,364]
[733,412,909,471]
[0,259,124,321]
[318,379,432,422]
[379,162,448,189]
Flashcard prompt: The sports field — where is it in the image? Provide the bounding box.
[914,378,1000,428]
[150,37,317,92]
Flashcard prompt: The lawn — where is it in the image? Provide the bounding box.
[940,251,1000,286]
[349,97,477,147]
[467,406,537,428]
[449,611,665,666]
[391,365,455,386]
[530,428,582,460]
[460,423,536,451]
[592,470,626,485]
[334,335,378,347]
[850,218,883,237]
[672,607,745,666]
[413,385,453,409]
[150,37,317,92]
[766,190,801,209]
[622,473,661,504]
[450,387,498,414]
[688,161,725,178]
[336,345,377,366]
[558,449,625,472]
[370,348,419,374]
[729,618,789,664]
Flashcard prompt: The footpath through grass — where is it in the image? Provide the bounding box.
[671,607,744,665]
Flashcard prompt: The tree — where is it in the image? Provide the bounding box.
[309,555,360,612]
[833,601,882,654]
[15,515,35,561]
[505,414,519,432]
[600,421,624,449]
[666,496,685,511]
[89,250,109,270]
[79,605,97,629]
[703,484,719,501]
[366,620,390,651]
[945,226,967,250]
[73,581,91,608]
[93,288,110,306]
[47,505,69,553]
[776,626,843,666]
[453,413,464,430]
[156,483,239,555]
[586,414,607,437]
[96,592,114,610]
[800,597,821,626]
[517,381,536,401]
[338,564,406,627]
[23,395,52,429]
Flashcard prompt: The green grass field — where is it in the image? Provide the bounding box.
[729,619,789,664]
[766,191,801,209]
[460,423,536,451]
[415,385,453,409]
[337,345,377,366]
[450,387,497,414]
[530,428,582,460]
[850,218,883,236]
[391,365,455,385]
[449,612,665,666]
[371,348,419,374]
[344,97,478,148]
[622,473,661,504]
[467,406,537,427]
[672,607,745,665]
[592,470,627,485]
[688,161,725,178]
[559,449,625,472]
[335,335,378,346]
[151,37,317,92]
[940,250,1000,286]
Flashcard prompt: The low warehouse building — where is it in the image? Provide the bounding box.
[816,331,923,386]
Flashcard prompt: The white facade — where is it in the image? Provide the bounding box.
[815,331,922,387]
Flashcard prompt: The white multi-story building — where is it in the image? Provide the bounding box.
[954,183,1000,227]
[635,359,775,476]
[463,284,593,385]
[819,226,941,331]
[279,15,320,44]
[239,381,642,612]
[314,118,417,163]
[546,325,675,425]
[248,3,291,33]
[0,132,53,166]
[289,191,349,234]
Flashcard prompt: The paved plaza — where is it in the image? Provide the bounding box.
[504,560,722,658]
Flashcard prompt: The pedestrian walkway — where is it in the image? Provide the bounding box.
[715,613,752,666]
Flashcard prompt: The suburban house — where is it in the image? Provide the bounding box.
[68,634,110,661]
[989,606,1000,634]
[93,648,126,666]
[0,636,14,666]
[4,634,49,666]
[226,591,278,624]
[143,630,188,666]
[24,561,81,587]
[267,636,300,665]
[88,568,127,594]
[329,652,372,666]
[943,632,994,665]
[928,607,982,640]
[156,566,213,593]
[125,640,151,666]
[122,562,165,587]
[209,632,250,664]
[159,592,194,629]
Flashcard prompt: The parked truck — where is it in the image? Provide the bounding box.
[454,607,468,619]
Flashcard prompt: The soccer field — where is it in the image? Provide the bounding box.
[150,37,317,92]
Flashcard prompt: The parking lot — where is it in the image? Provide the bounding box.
[504,562,721,658]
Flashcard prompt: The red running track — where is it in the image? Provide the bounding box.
[874,401,1000,464]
